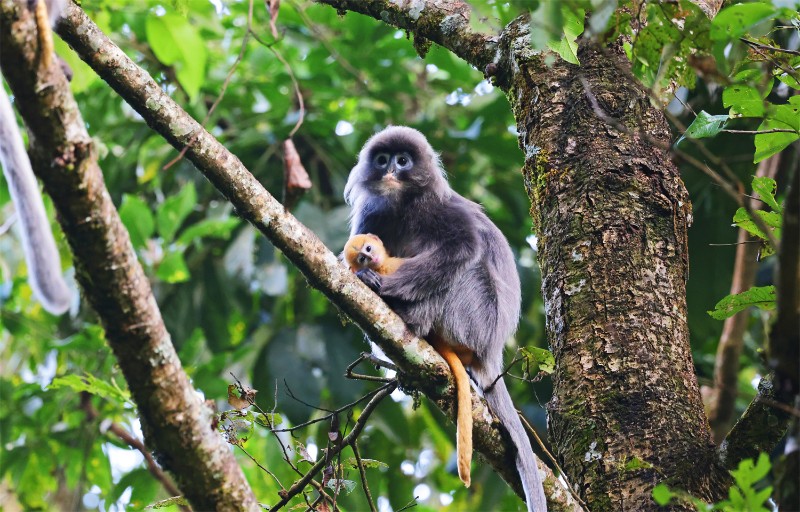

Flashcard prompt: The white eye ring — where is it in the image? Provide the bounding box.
[395,153,413,171]
[374,153,390,168]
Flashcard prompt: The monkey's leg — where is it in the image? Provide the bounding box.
[429,336,473,488]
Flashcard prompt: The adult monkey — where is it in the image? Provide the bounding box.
[0,0,70,314]
[345,126,547,511]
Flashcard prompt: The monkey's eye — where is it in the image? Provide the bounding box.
[365,245,372,253]
[395,153,413,171]
[374,153,390,169]
[358,255,366,264]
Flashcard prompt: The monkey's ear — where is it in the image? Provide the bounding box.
[365,233,380,241]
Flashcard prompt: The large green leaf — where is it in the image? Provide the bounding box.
[722,85,765,118]
[145,14,207,101]
[708,286,776,320]
[754,98,800,163]
[157,182,197,242]
[119,194,155,250]
[679,111,728,143]
[710,3,776,41]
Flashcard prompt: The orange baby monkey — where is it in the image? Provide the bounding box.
[344,233,474,487]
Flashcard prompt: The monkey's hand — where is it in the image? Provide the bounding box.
[356,268,382,292]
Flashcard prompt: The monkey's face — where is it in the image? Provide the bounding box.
[369,150,415,194]
[344,126,450,207]
[344,234,384,271]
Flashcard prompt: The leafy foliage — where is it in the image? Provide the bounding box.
[708,175,784,320]
[653,453,773,511]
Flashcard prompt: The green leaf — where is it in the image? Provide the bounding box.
[49,374,132,405]
[710,3,776,42]
[722,85,765,118]
[775,56,800,89]
[119,194,155,249]
[521,347,555,375]
[546,7,585,65]
[708,286,776,320]
[680,111,728,142]
[157,183,197,242]
[343,457,389,470]
[177,218,241,246]
[156,250,191,283]
[146,496,190,509]
[733,208,782,249]
[754,99,800,163]
[145,14,207,101]
[751,176,781,213]
[326,479,356,495]
[652,483,674,505]
[255,413,283,428]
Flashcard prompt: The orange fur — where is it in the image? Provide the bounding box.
[34,0,55,69]
[344,233,474,487]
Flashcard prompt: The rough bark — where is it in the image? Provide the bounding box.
[495,19,730,510]
[0,1,258,510]
[55,3,580,509]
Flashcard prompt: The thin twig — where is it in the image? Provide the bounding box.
[722,128,798,135]
[519,413,588,509]
[249,30,306,137]
[269,381,398,511]
[740,38,800,57]
[0,211,17,235]
[80,393,186,508]
[351,440,378,512]
[345,353,396,382]
[271,382,396,433]
[239,445,286,488]
[486,355,524,392]
[396,498,420,511]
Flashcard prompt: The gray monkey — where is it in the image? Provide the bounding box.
[0,0,70,314]
[344,126,548,511]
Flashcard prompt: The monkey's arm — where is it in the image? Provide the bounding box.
[376,226,478,302]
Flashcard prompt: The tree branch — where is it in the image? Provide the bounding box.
[0,2,258,510]
[56,3,578,510]
[309,0,498,71]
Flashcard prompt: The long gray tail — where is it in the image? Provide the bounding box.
[0,85,70,314]
[472,363,548,511]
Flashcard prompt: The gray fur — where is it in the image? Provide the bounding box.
[346,126,547,511]
[0,84,70,314]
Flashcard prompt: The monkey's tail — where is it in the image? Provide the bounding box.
[472,363,548,512]
[434,342,473,488]
[0,86,70,314]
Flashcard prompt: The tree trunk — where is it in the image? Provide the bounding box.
[497,22,730,509]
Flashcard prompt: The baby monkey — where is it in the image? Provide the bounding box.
[344,233,474,487]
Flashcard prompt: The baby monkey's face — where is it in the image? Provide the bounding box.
[344,234,386,272]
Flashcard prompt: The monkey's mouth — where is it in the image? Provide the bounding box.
[378,174,403,193]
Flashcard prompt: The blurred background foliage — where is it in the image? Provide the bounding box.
[0,0,797,510]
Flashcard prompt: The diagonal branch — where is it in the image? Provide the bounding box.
[55,3,579,510]
[0,2,258,510]
[310,0,498,70]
